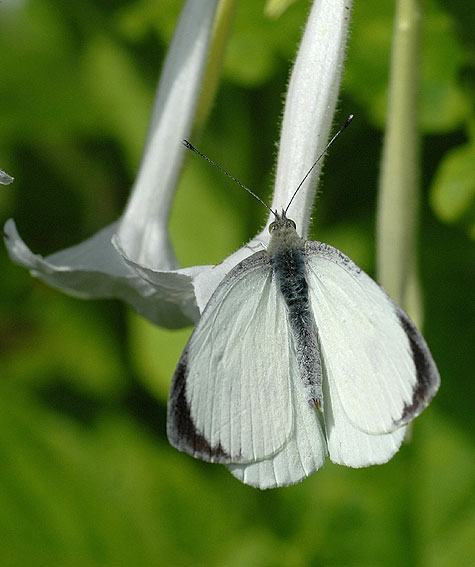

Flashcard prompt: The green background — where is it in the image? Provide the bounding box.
[0,0,473,565]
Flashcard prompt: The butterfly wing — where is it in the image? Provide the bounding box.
[305,241,440,439]
[228,348,327,488]
[322,362,407,467]
[167,251,297,464]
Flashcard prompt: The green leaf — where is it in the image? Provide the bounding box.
[416,414,475,567]
[222,0,307,86]
[430,141,475,235]
[1,290,126,398]
[420,4,471,133]
[0,1,96,143]
[0,381,247,566]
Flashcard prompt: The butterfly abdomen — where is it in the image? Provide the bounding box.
[268,225,323,408]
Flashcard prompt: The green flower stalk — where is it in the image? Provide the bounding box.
[377,0,423,324]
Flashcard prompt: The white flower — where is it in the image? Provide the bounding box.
[4,0,352,329]
[4,0,220,328]
[0,169,14,185]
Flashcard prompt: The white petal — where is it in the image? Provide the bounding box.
[113,234,201,323]
[191,234,268,313]
[0,169,14,185]
[3,219,197,328]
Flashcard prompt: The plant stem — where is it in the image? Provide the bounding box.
[376,0,423,325]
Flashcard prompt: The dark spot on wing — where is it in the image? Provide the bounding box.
[167,353,231,462]
[395,311,440,424]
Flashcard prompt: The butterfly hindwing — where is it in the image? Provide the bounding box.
[228,346,327,488]
[321,355,407,467]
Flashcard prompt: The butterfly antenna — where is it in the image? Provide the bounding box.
[182,140,275,216]
[285,114,354,215]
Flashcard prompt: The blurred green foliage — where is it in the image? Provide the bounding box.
[0,0,474,565]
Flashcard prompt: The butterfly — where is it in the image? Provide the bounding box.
[166,121,440,489]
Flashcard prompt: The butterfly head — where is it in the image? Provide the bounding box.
[267,210,302,255]
[269,210,297,234]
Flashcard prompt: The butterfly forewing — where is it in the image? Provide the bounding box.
[305,241,440,435]
[167,252,295,463]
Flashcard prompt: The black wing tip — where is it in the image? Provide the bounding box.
[394,311,440,426]
[167,355,232,463]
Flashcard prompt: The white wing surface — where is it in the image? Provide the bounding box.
[167,252,295,464]
[322,352,406,467]
[305,241,440,436]
[229,350,327,488]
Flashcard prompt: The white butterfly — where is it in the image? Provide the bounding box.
[167,128,440,489]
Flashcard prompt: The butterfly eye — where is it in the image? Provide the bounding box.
[289,219,296,229]
[269,221,277,234]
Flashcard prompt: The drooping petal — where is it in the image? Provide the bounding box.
[0,169,14,185]
[4,219,199,328]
